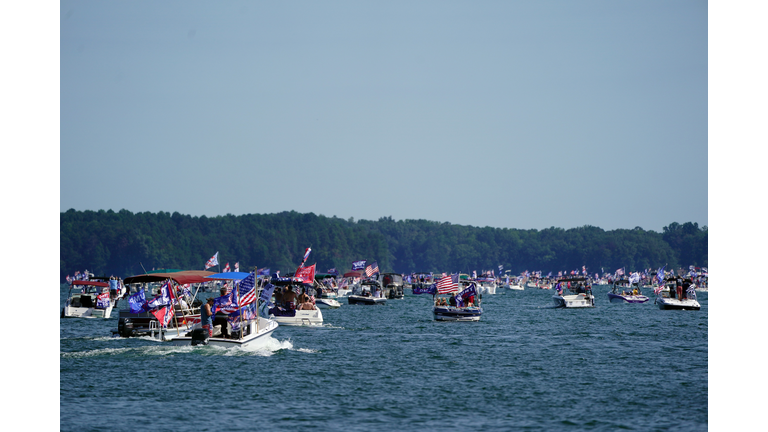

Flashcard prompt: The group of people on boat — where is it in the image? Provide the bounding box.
[273,285,318,310]
[664,276,694,301]
[434,292,479,308]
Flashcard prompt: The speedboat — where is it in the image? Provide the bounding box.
[655,278,701,310]
[432,282,482,321]
[347,278,387,305]
[269,305,324,325]
[607,278,649,303]
[113,270,214,339]
[169,316,278,348]
[62,277,126,319]
[380,273,405,299]
[475,278,497,295]
[552,277,595,308]
[267,279,324,326]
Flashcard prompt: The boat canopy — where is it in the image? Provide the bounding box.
[124,270,215,285]
[206,272,250,281]
[343,271,362,278]
[71,280,109,287]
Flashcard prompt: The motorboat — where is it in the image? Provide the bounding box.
[62,277,126,319]
[475,277,497,295]
[265,277,324,326]
[502,277,524,290]
[315,292,341,309]
[655,278,701,310]
[380,273,405,299]
[552,277,595,308]
[113,270,214,338]
[432,282,482,321]
[347,278,386,305]
[168,316,278,348]
[607,278,649,304]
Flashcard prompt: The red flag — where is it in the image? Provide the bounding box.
[294,264,316,283]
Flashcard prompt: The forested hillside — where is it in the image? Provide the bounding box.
[60,209,707,281]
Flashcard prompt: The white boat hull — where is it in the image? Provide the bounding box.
[656,297,701,310]
[168,318,278,348]
[270,308,324,326]
[62,304,113,319]
[316,298,341,309]
[552,294,595,308]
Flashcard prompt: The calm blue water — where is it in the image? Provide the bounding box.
[60,285,707,431]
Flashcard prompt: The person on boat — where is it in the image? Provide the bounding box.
[676,277,684,301]
[298,288,310,305]
[201,297,215,338]
[283,286,297,309]
[274,287,283,306]
[448,294,457,307]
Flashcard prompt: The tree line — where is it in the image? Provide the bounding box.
[60,209,707,281]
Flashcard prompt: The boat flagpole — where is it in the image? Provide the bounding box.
[236,278,244,340]
[169,279,182,337]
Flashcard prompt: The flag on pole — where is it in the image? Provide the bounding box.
[147,280,174,309]
[128,289,148,313]
[294,264,316,283]
[365,261,379,277]
[437,274,458,294]
[205,252,219,269]
[352,260,366,271]
[237,271,257,307]
[302,247,312,264]
[223,263,231,272]
[234,262,240,272]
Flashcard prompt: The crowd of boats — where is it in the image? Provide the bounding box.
[62,261,706,350]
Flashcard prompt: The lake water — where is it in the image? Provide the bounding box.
[60,284,707,431]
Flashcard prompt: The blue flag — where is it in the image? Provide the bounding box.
[412,283,437,295]
[352,260,366,270]
[128,289,148,314]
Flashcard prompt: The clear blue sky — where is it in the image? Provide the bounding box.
[58,0,708,232]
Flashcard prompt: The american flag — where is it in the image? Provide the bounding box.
[237,271,257,307]
[205,252,219,269]
[234,262,240,272]
[365,261,379,277]
[223,263,231,272]
[437,274,458,294]
[302,247,312,264]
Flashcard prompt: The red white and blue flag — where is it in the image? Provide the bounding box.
[214,290,238,314]
[437,274,458,294]
[365,261,379,277]
[236,271,257,307]
[205,252,219,269]
[234,262,240,272]
[151,305,175,328]
[96,292,110,309]
[147,280,174,309]
[294,264,316,283]
[302,247,312,264]
[223,263,231,272]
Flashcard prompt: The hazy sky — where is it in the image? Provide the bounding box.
[59,0,708,232]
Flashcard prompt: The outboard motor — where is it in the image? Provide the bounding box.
[118,317,134,338]
[190,328,210,346]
